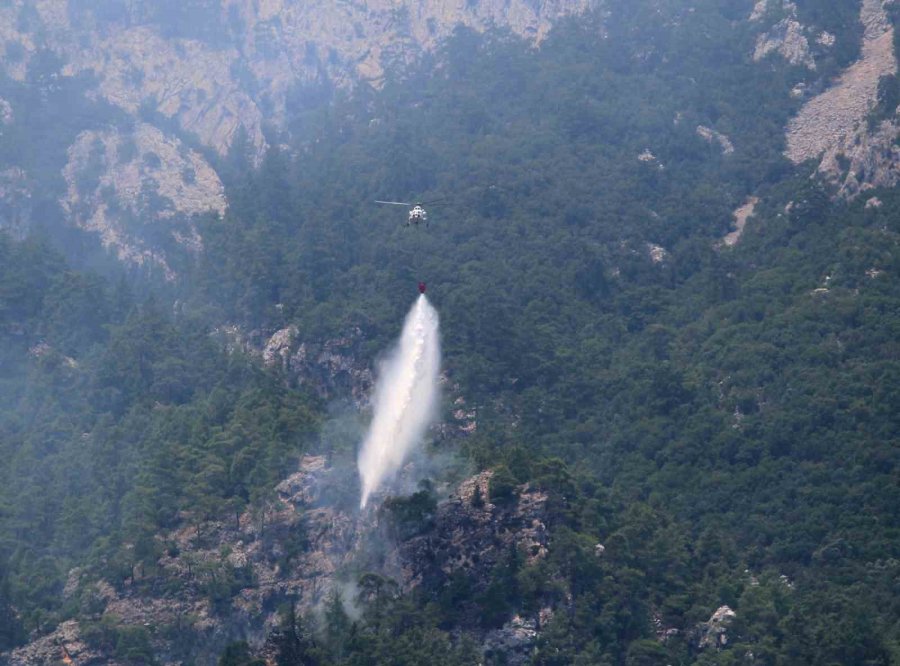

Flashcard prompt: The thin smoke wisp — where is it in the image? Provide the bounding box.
[358,294,441,508]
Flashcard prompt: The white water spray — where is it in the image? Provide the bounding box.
[358,295,441,508]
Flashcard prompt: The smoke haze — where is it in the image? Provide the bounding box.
[358,295,441,508]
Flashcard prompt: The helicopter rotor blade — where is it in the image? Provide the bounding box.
[420,197,448,206]
[375,200,414,206]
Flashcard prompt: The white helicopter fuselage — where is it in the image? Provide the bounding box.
[408,205,428,225]
[375,199,433,226]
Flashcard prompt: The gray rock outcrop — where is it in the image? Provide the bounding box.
[5,457,554,665]
[696,605,736,650]
[61,123,226,279]
[697,125,735,155]
[722,196,760,247]
[751,1,816,69]
[785,0,899,198]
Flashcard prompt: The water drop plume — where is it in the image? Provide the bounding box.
[358,294,441,508]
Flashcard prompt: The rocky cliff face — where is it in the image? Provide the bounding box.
[3,0,596,158]
[751,0,818,69]
[392,470,549,588]
[784,0,899,198]
[694,605,736,650]
[0,0,596,273]
[61,123,226,279]
[5,457,553,665]
[256,324,478,435]
[261,325,375,406]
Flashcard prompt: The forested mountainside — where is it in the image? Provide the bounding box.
[2,0,900,664]
[0,0,592,278]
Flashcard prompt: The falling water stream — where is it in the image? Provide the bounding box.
[358,294,441,508]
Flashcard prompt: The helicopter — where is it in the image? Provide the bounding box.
[375,198,446,227]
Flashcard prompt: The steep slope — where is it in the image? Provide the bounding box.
[61,123,226,279]
[7,459,554,665]
[785,0,899,197]
[0,0,597,275]
[2,0,598,156]
[1,2,899,664]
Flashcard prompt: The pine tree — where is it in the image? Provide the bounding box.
[270,600,320,666]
